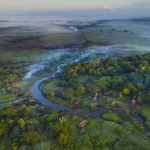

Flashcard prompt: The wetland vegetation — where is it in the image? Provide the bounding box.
[1,16,150,149]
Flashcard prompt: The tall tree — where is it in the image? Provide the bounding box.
[20,131,42,144]
[63,88,74,100]
[50,91,55,98]
[18,118,25,129]
[0,120,8,137]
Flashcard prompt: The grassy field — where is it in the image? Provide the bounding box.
[101,113,124,122]
[0,92,18,104]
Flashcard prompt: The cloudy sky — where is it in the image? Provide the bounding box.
[1,0,150,15]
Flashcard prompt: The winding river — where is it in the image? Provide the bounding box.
[30,55,150,133]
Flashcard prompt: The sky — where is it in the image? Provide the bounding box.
[1,0,150,16]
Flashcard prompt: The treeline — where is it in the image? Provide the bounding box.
[56,53,150,102]
[64,53,150,79]
[0,69,24,93]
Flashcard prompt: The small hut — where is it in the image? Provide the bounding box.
[90,104,95,109]
[38,106,45,112]
[112,93,117,98]
[29,98,35,102]
[106,98,112,103]
[80,129,85,135]
[94,92,98,97]
[92,97,97,101]
[77,120,88,128]
[74,100,80,106]
[131,100,136,105]
[118,103,123,107]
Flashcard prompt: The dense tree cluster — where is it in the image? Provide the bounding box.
[0,104,54,149]
[58,53,150,102]
[0,69,24,93]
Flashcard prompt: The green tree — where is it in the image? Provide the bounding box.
[20,131,42,144]
[122,88,130,95]
[63,88,74,100]
[5,79,9,83]
[57,133,72,149]
[145,77,150,84]
[144,93,150,103]
[96,82,107,91]
[45,111,58,123]
[109,77,124,90]
[0,120,8,137]
[7,119,13,128]
[1,88,6,92]
[124,83,138,95]
[2,69,9,75]
[74,86,86,96]
[7,87,11,91]
[19,104,30,117]
[115,126,122,134]
[51,119,72,137]
[13,69,20,74]
[137,97,141,103]
[64,68,78,80]
[133,82,144,90]
[50,91,55,98]
[72,115,78,122]
[91,136,107,150]
[18,118,25,129]
[139,124,144,131]
[1,107,17,116]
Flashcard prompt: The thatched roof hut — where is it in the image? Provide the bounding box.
[131,100,136,105]
[112,93,117,98]
[90,104,95,109]
[106,98,112,103]
[74,100,80,106]
[118,103,123,107]
[29,98,35,102]
[92,97,97,101]
[80,129,85,135]
[38,106,45,112]
[77,120,88,128]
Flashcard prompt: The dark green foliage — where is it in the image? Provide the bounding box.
[20,131,43,144]
[1,107,17,117]
[45,111,59,123]
[19,104,30,117]
[0,69,24,93]
[0,120,8,137]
